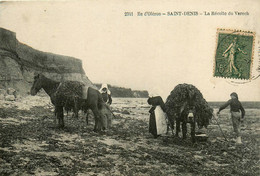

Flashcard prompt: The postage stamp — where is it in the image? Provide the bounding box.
[214,28,255,80]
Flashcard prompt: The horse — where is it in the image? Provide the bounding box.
[30,73,106,131]
[30,74,80,118]
[30,74,59,109]
[168,104,197,143]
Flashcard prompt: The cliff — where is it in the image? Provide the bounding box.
[94,84,149,98]
[0,28,94,95]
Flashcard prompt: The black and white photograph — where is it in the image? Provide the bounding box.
[0,0,259,175]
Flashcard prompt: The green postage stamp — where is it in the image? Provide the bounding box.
[214,29,255,80]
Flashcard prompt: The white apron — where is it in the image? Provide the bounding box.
[154,106,168,135]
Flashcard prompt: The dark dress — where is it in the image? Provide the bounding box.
[147,96,166,138]
[101,92,112,105]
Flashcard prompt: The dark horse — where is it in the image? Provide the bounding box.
[173,104,197,143]
[30,73,105,131]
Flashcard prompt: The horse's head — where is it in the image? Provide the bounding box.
[180,103,196,123]
[187,106,196,123]
[30,74,43,96]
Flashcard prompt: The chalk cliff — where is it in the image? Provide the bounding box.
[0,28,94,95]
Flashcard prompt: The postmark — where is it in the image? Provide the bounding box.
[214,28,255,80]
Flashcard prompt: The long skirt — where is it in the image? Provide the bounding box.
[149,106,167,137]
[149,111,157,137]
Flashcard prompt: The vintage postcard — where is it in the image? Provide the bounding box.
[0,0,259,176]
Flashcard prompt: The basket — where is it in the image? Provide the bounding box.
[195,132,208,142]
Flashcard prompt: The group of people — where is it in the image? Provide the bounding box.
[99,84,245,144]
[147,92,245,144]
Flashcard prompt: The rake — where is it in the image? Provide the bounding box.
[212,113,228,141]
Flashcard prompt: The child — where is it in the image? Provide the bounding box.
[217,92,245,144]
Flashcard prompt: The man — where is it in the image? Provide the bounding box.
[99,83,112,105]
[217,92,245,144]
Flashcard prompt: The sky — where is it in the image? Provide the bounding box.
[0,0,259,101]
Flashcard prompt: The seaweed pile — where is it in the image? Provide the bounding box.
[165,83,213,128]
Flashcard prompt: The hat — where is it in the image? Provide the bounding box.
[230,92,238,99]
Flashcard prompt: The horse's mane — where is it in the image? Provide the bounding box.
[38,74,60,96]
[39,74,59,84]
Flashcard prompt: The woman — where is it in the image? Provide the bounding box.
[147,96,168,138]
[99,83,112,105]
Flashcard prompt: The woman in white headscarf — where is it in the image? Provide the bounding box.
[99,84,112,105]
